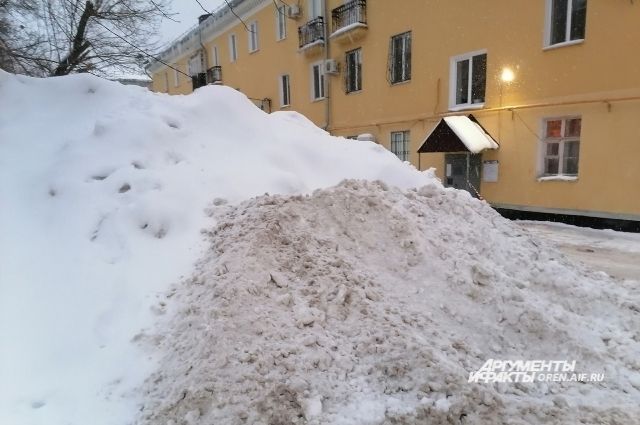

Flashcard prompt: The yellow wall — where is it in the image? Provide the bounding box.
[151,0,640,219]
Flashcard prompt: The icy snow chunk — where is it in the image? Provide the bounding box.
[443,115,499,153]
[301,395,323,419]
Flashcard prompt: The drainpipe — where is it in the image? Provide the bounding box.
[323,0,331,131]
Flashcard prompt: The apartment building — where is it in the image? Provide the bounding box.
[147,0,640,229]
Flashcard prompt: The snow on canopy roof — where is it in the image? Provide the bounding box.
[418,115,499,154]
[442,115,499,153]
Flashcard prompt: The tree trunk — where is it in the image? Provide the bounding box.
[52,1,94,76]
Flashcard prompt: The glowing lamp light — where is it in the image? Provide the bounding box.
[501,67,516,83]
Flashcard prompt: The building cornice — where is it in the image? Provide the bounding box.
[147,0,270,74]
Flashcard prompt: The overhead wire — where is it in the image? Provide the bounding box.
[193,0,254,33]
[91,18,190,77]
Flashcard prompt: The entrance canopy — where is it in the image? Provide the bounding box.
[418,114,499,154]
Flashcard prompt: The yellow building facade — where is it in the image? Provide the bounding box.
[148,0,640,226]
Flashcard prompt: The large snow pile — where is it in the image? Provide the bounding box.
[0,71,431,425]
[138,180,640,425]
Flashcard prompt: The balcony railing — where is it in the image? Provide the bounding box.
[249,97,272,113]
[206,66,222,84]
[298,16,325,49]
[332,0,367,34]
[191,73,207,90]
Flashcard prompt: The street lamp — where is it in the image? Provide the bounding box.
[501,67,515,83]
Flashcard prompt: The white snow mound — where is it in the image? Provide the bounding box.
[0,71,433,425]
[138,180,640,425]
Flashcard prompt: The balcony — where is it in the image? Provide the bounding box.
[249,97,272,113]
[298,16,325,55]
[206,66,222,84]
[330,0,367,43]
[191,73,207,90]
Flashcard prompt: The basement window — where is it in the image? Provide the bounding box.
[541,117,581,177]
[391,131,410,162]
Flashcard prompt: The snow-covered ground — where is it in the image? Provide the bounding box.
[0,71,431,425]
[519,221,640,282]
[1,71,639,425]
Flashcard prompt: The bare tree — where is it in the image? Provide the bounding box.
[0,0,38,72]
[0,0,174,77]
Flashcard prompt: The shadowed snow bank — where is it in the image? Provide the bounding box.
[0,71,433,425]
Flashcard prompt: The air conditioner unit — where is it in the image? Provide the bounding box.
[324,59,339,75]
[287,5,301,19]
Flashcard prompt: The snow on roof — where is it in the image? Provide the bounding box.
[443,115,499,153]
[329,22,368,39]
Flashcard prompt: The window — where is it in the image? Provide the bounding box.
[542,117,581,176]
[248,21,259,52]
[188,54,202,76]
[229,33,237,62]
[450,50,487,109]
[309,0,323,18]
[280,74,291,107]
[546,0,587,46]
[391,131,410,161]
[345,48,362,93]
[164,72,169,92]
[389,31,411,84]
[311,62,325,100]
[173,68,179,87]
[212,45,219,66]
[276,6,287,40]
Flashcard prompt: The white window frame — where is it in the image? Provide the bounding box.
[345,48,362,93]
[309,0,323,18]
[390,131,410,162]
[188,53,202,76]
[539,116,581,177]
[310,61,325,101]
[248,21,259,53]
[173,68,179,87]
[544,0,587,49]
[212,45,219,66]
[276,6,287,41]
[229,33,237,62]
[279,74,291,107]
[448,49,487,111]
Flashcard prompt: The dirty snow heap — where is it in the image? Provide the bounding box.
[138,181,640,425]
